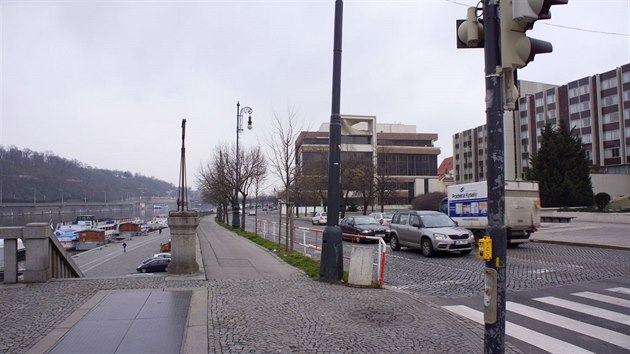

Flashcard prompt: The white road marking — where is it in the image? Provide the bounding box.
[534,297,630,325]
[607,287,630,296]
[507,301,630,350]
[443,305,594,354]
[572,291,630,308]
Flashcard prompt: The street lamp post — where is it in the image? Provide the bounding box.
[232,101,253,229]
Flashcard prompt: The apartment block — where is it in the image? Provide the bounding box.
[453,64,630,196]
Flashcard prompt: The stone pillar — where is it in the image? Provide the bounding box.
[2,227,22,284]
[167,211,200,274]
[23,223,51,283]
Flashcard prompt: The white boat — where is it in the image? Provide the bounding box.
[54,215,97,251]
[147,214,168,231]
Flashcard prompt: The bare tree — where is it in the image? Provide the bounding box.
[197,144,233,224]
[266,108,302,251]
[239,146,266,230]
[250,150,267,234]
[375,148,397,212]
[353,163,376,215]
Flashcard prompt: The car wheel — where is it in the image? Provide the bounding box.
[421,238,434,257]
[141,268,147,273]
[460,249,472,256]
[312,220,316,225]
[473,231,484,246]
[390,234,400,251]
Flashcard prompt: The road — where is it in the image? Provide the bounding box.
[72,229,170,277]
[246,212,630,353]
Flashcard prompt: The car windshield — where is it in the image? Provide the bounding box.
[382,214,393,219]
[419,214,457,228]
[321,213,327,217]
[354,216,379,225]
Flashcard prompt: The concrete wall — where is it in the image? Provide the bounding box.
[591,174,630,198]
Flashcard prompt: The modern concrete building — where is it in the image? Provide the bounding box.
[452,64,630,197]
[295,115,440,207]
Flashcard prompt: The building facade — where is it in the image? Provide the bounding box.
[295,115,440,207]
[452,64,630,197]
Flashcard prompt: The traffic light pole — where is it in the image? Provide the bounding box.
[483,1,507,352]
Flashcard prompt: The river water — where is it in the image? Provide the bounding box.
[0,206,168,227]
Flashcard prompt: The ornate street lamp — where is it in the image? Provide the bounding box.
[232,101,253,228]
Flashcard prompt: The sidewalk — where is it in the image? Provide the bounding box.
[7,216,526,353]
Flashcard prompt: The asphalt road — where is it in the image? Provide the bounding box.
[72,229,170,277]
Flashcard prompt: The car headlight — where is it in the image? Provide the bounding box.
[362,229,371,234]
[434,233,447,240]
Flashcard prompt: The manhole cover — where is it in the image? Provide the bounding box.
[347,308,416,326]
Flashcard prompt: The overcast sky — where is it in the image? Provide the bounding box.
[1,0,628,189]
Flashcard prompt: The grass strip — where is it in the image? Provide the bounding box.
[216,219,348,282]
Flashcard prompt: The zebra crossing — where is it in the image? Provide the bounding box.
[443,287,630,353]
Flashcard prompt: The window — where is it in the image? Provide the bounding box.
[601,95,618,107]
[535,97,544,107]
[601,77,618,90]
[548,109,556,119]
[623,72,630,83]
[603,129,620,141]
[581,133,592,144]
[569,103,579,114]
[625,126,630,137]
[579,84,590,95]
[602,112,620,124]
[581,101,590,111]
[546,94,556,104]
[521,130,528,139]
[570,119,581,130]
[585,149,591,161]
[582,117,591,127]
[604,147,620,158]
[536,113,544,122]
[520,116,529,126]
[625,108,630,119]
[569,87,579,98]
[623,90,630,101]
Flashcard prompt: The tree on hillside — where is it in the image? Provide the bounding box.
[526,120,593,207]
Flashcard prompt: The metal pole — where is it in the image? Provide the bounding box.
[232,101,241,228]
[483,1,506,352]
[320,0,344,282]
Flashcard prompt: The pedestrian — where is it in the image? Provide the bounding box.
[159,228,162,235]
[122,242,127,253]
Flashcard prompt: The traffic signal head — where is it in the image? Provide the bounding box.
[456,7,484,49]
[500,0,568,70]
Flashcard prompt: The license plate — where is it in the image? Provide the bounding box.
[455,240,467,245]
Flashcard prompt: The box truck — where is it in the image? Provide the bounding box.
[440,180,541,246]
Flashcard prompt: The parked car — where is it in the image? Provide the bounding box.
[368,212,393,225]
[248,209,256,216]
[311,212,327,225]
[153,252,171,259]
[137,257,170,273]
[339,216,389,243]
[388,210,473,257]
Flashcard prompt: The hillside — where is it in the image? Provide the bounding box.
[0,146,176,203]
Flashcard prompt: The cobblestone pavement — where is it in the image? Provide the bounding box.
[1,274,527,353]
[385,242,630,297]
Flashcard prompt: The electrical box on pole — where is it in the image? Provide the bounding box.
[456,7,484,49]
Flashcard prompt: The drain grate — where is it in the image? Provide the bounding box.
[347,308,416,326]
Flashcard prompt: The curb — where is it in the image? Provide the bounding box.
[530,239,630,251]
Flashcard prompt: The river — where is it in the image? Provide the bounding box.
[0,205,169,227]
